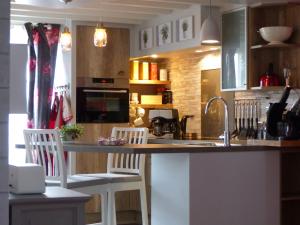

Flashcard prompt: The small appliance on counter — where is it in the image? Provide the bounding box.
[9,163,45,194]
[149,109,181,139]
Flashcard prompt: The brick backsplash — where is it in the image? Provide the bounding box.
[235,88,300,122]
[165,51,221,135]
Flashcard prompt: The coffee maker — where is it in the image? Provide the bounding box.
[149,109,181,139]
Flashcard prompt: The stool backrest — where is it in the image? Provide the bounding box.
[23,129,67,187]
[108,127,148,176]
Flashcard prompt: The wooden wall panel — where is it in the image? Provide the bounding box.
[76,26,130,79]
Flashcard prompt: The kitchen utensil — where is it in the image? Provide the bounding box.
[239,102,248,139]
[266,86,292,137]
[249,101,256,139]
[259,26,293,45]
[246,102,252,138]
[254,101,259,139]
[238,102,242,136]
[259,63,280,87]
[231,101,239,138]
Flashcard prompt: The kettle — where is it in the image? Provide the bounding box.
[180,115,194,139]
[260,63,280,87]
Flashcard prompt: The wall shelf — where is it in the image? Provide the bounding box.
[129,80,170,85]
[250,43,299,49]
[281,193,300,201]
[131,103,173,109]
[250,86,285,91]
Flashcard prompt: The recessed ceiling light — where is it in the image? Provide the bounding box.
[195,50,203,53]
[151,54,158,58]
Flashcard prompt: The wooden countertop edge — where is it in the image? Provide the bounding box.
[62,143,287,154]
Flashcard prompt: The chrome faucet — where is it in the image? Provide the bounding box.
[205,97,230,146]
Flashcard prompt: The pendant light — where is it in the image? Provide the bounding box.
[61,26,72,51]
[200,0,220,45]
[94,22,107,47]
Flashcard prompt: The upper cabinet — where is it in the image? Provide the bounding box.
[76,26,130,79]
[221,7,248,91]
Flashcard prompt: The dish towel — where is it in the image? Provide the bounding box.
[62,93,73,123]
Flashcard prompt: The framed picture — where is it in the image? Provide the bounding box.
[157,22,172,46]
[178,16,194,41]
[140,27,153,50]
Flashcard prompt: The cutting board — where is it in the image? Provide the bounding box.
[247,139,300,147]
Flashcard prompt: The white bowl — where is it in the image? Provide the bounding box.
[259,26,293,44]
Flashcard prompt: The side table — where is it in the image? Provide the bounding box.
[9,187,91,225]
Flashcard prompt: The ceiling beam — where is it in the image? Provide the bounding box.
[99,0,191,9]
[11,4,155,21]
[11,13,143,25]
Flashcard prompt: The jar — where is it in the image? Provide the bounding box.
[162,90,172,104]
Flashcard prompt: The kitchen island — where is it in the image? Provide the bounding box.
[63,142,289,225]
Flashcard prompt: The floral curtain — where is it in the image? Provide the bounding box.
[25,23,60,128]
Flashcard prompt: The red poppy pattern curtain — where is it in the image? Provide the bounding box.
[25,23,60,128]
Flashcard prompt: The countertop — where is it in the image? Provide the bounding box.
[17,140,300,154]
[63,142,281,154]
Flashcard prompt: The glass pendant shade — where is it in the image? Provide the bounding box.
[94,24,107,47]
[61,26,72,51]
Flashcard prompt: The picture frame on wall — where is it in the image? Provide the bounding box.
[140,27,153,50]
[178,16,194,41]
[157,22,172,46]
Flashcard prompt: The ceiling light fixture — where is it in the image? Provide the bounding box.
[94,23,107,48]
[59,0,72,4]
[199,0,220,45]
[61,26,72,51]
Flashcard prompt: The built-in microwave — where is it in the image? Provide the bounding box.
[76,87,129,123]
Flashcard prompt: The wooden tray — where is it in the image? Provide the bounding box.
[247,139,300,147]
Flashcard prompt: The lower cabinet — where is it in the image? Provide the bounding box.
[281,152,300,225]
[9,187,90,225]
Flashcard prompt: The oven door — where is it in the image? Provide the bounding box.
[76,88,129,123]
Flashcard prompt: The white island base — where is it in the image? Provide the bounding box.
[151,151,280,225]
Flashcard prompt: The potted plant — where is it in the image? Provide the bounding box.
[60,124,84,141]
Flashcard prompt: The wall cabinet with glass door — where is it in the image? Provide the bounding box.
[221,7,248,91]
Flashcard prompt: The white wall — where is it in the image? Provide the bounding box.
[9,44,27,114]
[131,5,221,58]
[0,0,10,224]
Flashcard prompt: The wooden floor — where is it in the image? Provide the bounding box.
[86,211,143,225]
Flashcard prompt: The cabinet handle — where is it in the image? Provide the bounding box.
[83,89,127,93]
